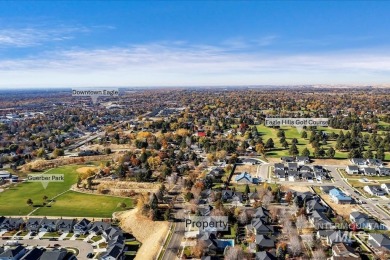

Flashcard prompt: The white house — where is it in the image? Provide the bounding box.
[364,185,387,196]
[346,165,359,175]
[380,183,390,194]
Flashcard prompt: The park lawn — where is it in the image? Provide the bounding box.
[0,165,79,215]
[33,191,133,218]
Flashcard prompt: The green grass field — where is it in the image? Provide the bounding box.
[0,165,79,215]
[255,124,389,160]
[0,164,133,217]
[33,191,133,218]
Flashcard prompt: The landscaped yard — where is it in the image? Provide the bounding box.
[0,164,133,217]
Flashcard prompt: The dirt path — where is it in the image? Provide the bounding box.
[117,208,169,260]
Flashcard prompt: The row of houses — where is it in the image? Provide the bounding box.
[274,163,329,182]
[363,184,390,197]
[0,170,18,183]
[0,246,70,260]
[350,158,384,167]
[0,217,129,260]
[346,165,390,176]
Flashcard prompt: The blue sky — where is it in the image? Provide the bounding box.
[0,1,390,88]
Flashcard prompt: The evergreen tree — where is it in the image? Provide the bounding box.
[289,143,299,156]
[326,147,335,158]
[301,148,310,157]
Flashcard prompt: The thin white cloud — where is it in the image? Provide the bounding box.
[0,26,89,47]
[0,42,390,87]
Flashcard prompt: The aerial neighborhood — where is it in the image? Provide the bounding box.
[0,88,389,260]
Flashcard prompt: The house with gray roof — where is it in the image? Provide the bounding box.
[368,233,390,251]
[346,165,359,175]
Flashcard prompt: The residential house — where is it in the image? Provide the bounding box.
[235,172,259,184]
[246,218,274,235]
[231,192,244,206]
[89,221,111,236]
[247,192,260,203]
[255,251,277,260]
[377,168,390,176]
[255,235,275,249]
[350,158,366,166]
[331,243,361,260]
[253,207,271,224]
[363,185,387,196]
[346,165,359,175]
[367,233,390,251]
[300,165,311,173]
[362,167,377,176]
[296,156,310,165]
[102,226,123,241]
[20,248,44,260]
[73,218,91,235]
[317,230,334,240]
[39,218,58,232]
[274,163,285,171]
[56,219,76,233]
[350,212,369,223]
[221,190,234,201]
[39,249,67,260]
[380,183,390,194]
[326,230,352,246]
[350,211,384,230]
[0,217,24,231]
[306,199,327,214]
[288,170,299,181]
[309,210,334,229]
[367,159,383,167]
[26,218,42,233]
[329,188,352,204]
[0,246,27,260]
[275,169,287,180]
[281,156,294,163]
[198,205,213,216]
[242,158,261,165]
[320,186,336,194]
[100,244,124,260]
[287,163,298,171]
[302,172,314,182]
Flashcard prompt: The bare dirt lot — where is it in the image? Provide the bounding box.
[320,194,359,219]
[285,185,312,193]
[76,166,98,174]
[235,164,258,175]
[118,208,169,260]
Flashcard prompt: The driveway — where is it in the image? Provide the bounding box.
[23,232,32,239]
[69,234,78,240]
[58,232,69,241]
[33,231,46,240]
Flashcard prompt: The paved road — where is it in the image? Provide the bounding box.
[326,165,390,227]
[0,239,93,260]
[162,184,185,260]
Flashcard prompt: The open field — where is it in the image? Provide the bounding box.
[0,165,79,215]
[0,164,133,217]
[33,191,133,218]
